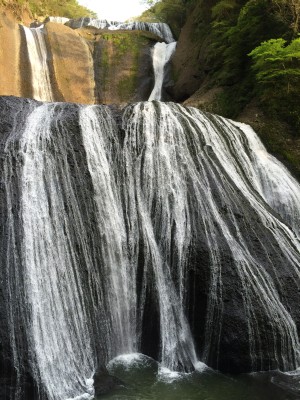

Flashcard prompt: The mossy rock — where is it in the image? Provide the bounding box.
[93,30,156,104]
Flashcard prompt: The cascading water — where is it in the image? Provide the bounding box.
[111,22,175,44]
[148,41,177,101]
[4,103,95,400]
[1,97,300,399]
[22,26,53,102]
[47,16,70,24]
[66,18,175,43]
[71,18,177,100]
[79,106,137,357]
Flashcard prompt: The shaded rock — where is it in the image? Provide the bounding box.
[171,1,214,101]
[94,367,124,396]
[93,30,156,105]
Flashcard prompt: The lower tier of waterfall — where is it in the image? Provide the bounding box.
[1,96,300,400]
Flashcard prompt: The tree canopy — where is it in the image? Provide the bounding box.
[249,37,300,87]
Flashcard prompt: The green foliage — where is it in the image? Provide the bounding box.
[211,0,238,20]
[249,38,300,83]
[249,37,300,134]
[29,0,97,18]
[140,0,160,5]
[139,0,188,38]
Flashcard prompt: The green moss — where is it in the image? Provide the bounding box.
[99,32,151,100]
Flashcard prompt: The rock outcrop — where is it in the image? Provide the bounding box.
[0,11,22,97]
[45,22,95,103]
[171,0,214,101]
[92,30,158,105]
[0,18,161,104]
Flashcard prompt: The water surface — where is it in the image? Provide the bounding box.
[99,354,300,400]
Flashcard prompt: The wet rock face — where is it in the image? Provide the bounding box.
[0,97,42,400]
[170,0,216,102]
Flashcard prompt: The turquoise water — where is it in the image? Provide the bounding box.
[98,354,300,400]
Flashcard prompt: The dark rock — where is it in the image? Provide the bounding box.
[93,367,124,396]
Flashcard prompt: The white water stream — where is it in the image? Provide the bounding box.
[148,42,177,101]
[22,26,53,102]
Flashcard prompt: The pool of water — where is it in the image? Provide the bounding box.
[98,354,300,400]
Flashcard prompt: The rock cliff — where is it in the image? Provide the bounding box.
[0,17,162,104]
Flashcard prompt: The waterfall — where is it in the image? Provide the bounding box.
[66,18,175,43]
[148,42,177,101]
[122,102,300,370]
[4,103,95,400]
[111,22,175,43]
[47,17,70,24]
[2,97,300,399]
[22,26,53,102]
[79,106,137,357]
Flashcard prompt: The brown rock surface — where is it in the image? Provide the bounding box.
[0,1,32,25]
[45,22,95,104]
[0,11,22,97]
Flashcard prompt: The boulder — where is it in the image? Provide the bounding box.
[45,22,95,104]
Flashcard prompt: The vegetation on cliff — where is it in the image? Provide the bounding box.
[0,0,96,20]
[139,0,190,37]
[141,0,300,178]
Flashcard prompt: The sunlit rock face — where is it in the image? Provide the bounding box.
[0,12,22,97]
[1,96,300,399]
[44,22,95,103]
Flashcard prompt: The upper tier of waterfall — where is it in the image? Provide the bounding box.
[65,18,175,43]
[22,25,53,102]
[1,96,300,400]
[20,18,175,104]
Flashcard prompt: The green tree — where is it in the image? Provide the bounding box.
[139,0,188,37]
[249,37,300,134]
[249,37,300,91]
